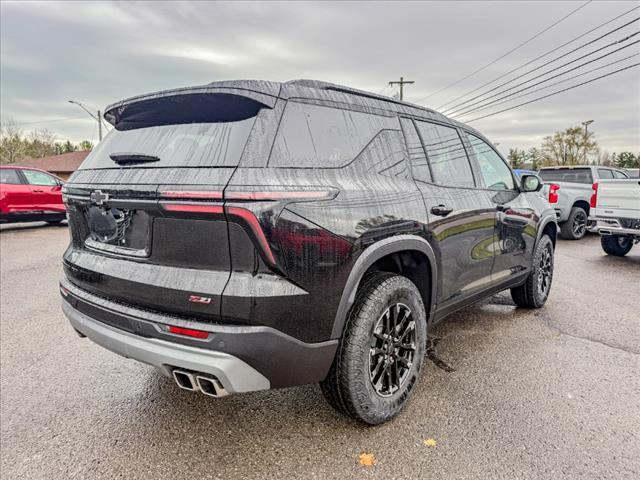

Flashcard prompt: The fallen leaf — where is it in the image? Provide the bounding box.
[423,438,437,447]
[359,453,377,466]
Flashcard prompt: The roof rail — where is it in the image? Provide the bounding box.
[285,79,436,114]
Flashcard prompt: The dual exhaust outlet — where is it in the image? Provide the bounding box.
[172,369,229,398]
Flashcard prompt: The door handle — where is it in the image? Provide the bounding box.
[431,204,453,217]
[33,189,44,193]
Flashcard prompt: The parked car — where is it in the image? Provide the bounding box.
[538,165,628,240]
[60,79,557,424]
[589,178,640,256]
[0,166,66,224]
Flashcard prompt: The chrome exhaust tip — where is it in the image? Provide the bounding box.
[172,370,197,391]
[196,375,229,398]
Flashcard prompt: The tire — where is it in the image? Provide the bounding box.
[320,272,427,425]
[560,207,588,240]
[511,234,554,308]
[601,235,633,257]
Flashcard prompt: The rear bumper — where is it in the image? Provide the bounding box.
[60,278,337,391]
[590,217,640,237]
[63,301,270,393]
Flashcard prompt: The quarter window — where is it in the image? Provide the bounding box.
[415,121,475,187]
[0,169,21,184]
[22,170,59,186]
[466,133,515,190]
[270,102,396,168]
[613,170,628,179]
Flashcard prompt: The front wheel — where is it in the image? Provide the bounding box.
[511,234,554,308]
[601,235,633,256]
[320,272,427,425]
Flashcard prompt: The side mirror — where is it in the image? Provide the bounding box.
[521,174,542,192]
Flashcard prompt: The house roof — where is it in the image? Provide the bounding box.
[17,150,90,173]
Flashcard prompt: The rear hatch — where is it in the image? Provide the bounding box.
[63,91,274,321]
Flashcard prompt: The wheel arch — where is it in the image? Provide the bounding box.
[572,199,590,215]
[330,235,437,339]
[537,216,558,248]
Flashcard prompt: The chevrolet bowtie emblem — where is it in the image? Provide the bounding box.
[90,190,109,205]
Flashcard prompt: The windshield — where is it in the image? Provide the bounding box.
[80,118,256,169]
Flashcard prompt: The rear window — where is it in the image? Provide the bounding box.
[81,94,263,169]
[0,169,21,184]
[538,168,593,184]
[269,102,396,168]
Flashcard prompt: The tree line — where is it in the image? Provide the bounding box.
[0,123,93,165]
[507,123,639,170]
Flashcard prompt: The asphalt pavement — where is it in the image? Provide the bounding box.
[1,222,638,479]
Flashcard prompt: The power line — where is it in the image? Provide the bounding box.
[453,53,639,119]
[415,0,592,103]
[445,30,639,117]
[464,62,639,123]
[443,17,640,115]
[451,39,640,118]
[435,5,640,111]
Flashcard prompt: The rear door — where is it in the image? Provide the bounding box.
[401,118,496,312]
[63,92,273,321]
[0,168,33,213]
[464,132,537,283]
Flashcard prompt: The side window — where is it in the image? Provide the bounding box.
[0,169,21,184]
[466,133,515,190]
[399,118,431,182]
[612,170,628,179]
[269,102,394,168]
[415,120,475,188]
[22,170,59,186]
[597,169,614,179]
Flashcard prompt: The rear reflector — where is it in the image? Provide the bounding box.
[162,204,224,214]
[168,325,209,339]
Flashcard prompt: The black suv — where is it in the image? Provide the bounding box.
[60,80,557,424]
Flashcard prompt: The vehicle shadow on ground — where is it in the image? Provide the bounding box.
[107,292,531,442]
[0,221,67,232]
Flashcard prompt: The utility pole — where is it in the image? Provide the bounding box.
[68,100,103,141]
[582,119,594,164]
[388,76,414,101]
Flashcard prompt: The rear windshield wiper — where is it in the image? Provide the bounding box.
[109,153,160,165]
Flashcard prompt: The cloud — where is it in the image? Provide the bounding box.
[1,0,638,152]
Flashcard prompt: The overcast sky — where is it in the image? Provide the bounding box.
[1,0,639,155]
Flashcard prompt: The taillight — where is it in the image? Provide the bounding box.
[168,325,209,339]
[590,182,598,208]
[548,183,560,204]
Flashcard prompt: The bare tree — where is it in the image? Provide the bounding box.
[0,120,26,164]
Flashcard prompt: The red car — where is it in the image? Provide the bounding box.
[0,166,66,224]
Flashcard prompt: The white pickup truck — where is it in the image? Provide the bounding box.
[590,179,640,256]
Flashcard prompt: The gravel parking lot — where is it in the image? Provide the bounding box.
[1,223,639,479]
